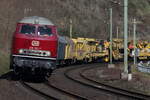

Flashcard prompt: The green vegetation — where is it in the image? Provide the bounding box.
[0,50,10,75]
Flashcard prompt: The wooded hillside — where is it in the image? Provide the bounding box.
[0,0,150,52]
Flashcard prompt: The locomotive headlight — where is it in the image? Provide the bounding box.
[19,49,24,54]
[46,51,51,56]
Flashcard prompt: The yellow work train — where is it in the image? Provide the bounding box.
[112,38,124,60]
[129,40,150,60]
[61,37,110,65]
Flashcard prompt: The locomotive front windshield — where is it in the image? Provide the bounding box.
[38,26,52,36]
[20,24,35,34]
[19,24,53,36]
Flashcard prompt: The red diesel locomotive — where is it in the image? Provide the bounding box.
[10,16,67,75]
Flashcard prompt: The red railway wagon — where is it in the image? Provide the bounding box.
[10,16,67,75]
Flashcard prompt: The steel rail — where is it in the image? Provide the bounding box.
[80,66,150,100]
[19,81,58,100]
[44,80,87,100]
[64,65,150,100]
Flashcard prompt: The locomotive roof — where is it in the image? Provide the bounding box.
[19,16,54,25]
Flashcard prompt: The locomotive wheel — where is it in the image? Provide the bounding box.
[72,58,77,64]
[59,60,65,66]
[46,70,52,77]
[83,58,88,64]
[14,67,20,75]
[13,67,23,79]
[9,58,13,69]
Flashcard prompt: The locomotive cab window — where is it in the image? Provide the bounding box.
[38,26,52,36]
[20,24,35,34]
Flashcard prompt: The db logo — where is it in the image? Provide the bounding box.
[31,40,40,46]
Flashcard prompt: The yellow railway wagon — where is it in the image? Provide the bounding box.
[112,38,124,60]
[71,37,110,63]
[137,43,150,60]
[85,38,100,61]
[97,40,109,62]
[72,38,88,61]
[64,37,75,60]
[129,40,150,60]
[71,37,98,63]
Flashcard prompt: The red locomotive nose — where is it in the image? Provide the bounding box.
[12,17,58,58]
[10,16,59,73]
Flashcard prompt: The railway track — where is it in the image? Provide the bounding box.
[50,64,128,100]
[18,63,150,100]
[81,66,150,100]
[44,81,87,100]
[64,64,150,100]
[19,79,86,100]
[19,81,57,100]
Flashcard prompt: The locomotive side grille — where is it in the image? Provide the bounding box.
[19,49,51,56]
